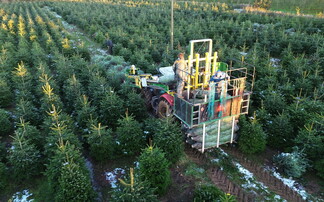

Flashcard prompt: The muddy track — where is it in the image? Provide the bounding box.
[223,147,305,202]
[185,146,255,202]
[185,145,306,202]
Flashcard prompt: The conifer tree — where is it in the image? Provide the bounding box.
[0,78,13,107]
[62,74,84,114]
[75,95,98,133]
[56,160,95,202]
[145,117,184,163]
[116,112,145,156]
[100,90,124,129]
[238,115,267,154]
[138,146,171,195]
[111,168,158,202]
[16,118,43,150]
[87,122,115,162]
[8,130,41,181]
[46,141,94,201]
[0,109,11,136]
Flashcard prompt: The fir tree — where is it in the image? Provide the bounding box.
[100,90,124,129]
[62,74,84,114]
[238,115,266,154]
[116,112,145,156]
[0,109,11,136]
[8,130,41,181]
[56,160,95,202]
[145,117,184,164]
[138,146,171,195]
[0,78,13,107]
[45,141,88,196]
[111,168,158,202]
[87,122,115,162]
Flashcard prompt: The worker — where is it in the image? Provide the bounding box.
[173,53,188,98]
[129,65,138,75]
[210,70,230,100]
[105,39,114,55]
[210,70,230,83]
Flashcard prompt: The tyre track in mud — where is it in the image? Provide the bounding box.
[185,146,256,202]
[222,147,305,202]
[185,145,305,202]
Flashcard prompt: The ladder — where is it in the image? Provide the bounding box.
[241,92,251,114]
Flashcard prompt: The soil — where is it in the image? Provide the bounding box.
[222,144,324,201]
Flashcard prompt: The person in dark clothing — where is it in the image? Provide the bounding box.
[105,39,113,55]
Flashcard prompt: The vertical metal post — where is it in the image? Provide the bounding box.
[212,52,218,74]
[202,123,206,153]
[195,54,199,89]
[230,116,235,143]
[187,55,191,100]
[170,0,174,50]
[204,52,210,86]
[217,119,221,147]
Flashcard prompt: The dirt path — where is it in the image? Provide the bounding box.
[185,147,256,202]
[223,146,305,202]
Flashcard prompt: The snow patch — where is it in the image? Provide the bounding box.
[211,158,220,163]
[235,163,285,201]
[270,58,281,68]
[105,168,126,188]
[134,161,140,168]
[266,166,309,200]
[233,9,244,13]
[239,51,248,56]
[12,190,34,202]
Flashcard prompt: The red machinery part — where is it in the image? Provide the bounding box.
[160,93,174,106]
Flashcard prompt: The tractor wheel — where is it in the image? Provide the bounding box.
[157,99,172,118]
[142,88,153,109]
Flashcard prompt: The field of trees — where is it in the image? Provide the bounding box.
[0,0,323,201]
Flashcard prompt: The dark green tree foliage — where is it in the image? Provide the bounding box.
[294,122,324,178]
[0,78,13,107]
[43,105,81,157]
[145,118,184,164]
[16,37,31,65]
[288,99,323,133]
[100,90,124,129]
[87,123,115,162]
[263,90,287,115]
[75,95,98,133]
[138,146,171,196]
[266,113,294,149]
[46,142,88,197]
[120,88,147,121]
[12,61,33,101]
[53,55,74,89]
[16,118,43,150]
[273,147,309,178]
[0,109,12,136]
[56,161,95,202]
[62,74,84,114]
[88,73,110,108]
[111,168,158,202]
[0,162,7,192]
[116,113,145,156]
[193,184,224,202]
[31,41,47,66]
[8,131,41,181]
[238,116,266,154]
[16,98,41,127]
